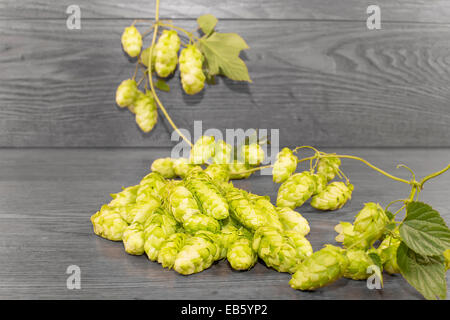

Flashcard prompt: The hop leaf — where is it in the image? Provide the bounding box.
[199,32,251,82]
[197,14,218,35]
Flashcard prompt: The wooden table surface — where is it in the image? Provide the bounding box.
[0,147,449,300]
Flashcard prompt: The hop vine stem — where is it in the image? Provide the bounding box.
[148,0,193,147]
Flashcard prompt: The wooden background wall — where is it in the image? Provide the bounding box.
[1,0,450,147]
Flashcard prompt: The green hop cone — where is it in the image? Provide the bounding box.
[311,173,327,195]
[133,91,157,133]
[228,161,252,180]
[91,205,129,241]
[213,140,232,165]
[109,185,140,208]
[115,79,139,108]
[151,157,176,179]
[227,233,258,270]
[272,148,298,183]
[250,195,284,231]
[143,207,178,261]
[316,156,341,182]
[276,171,316,209]
[378,234,401,274]
[226,188,268,231]
[173,231,222,275]
[137,172,167,202]
[140,45,156,68]
[344,249,376,280]
[190,135,215,164]
[335,202,389,249]
[290,245,348,290]
[310,182,354,211]
[184,167,230,220]
[179,45,206,95]
[252,226,301,273]
[240,143,265,166]
[276,207,310,236]
[204,164,230,183]
[172,158,199,178]
[121,25,142,58]
[122,222,145,255]
[166,184,220,233]
[129,196,161,224]
[158,232,189,269]
[285,231,313,261]
[154,30,180,77]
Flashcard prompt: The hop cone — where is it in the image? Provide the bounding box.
[344,249,376,280]
[172,158,199,178]
[173,231,222,275]
[240,143,265,166]
[158,232,189,269]
[252,226,301,273]
[155,30,180,77]
[213,140,232,165]
[290,245,348,290]
[444,249,450,271]
[143,208,178,261]
[133,91,157,133]
[91,205,129,241]
[227,232,257,270]
[137,172,167,201]
[179,45,206,95]
[316,156,341,182]
[311,173,327,195]
[228,161,252,180]
[109,185,139,208]
[190,135,215,164]
[140,45,156,68]
[115,79,139,108]
[226,188,268,231]
[378,234,401,274]
[121,26,142,58]
[272,148,297,183]
[285,231,313,261]
[151,157,176,179]
[122,222,145,255]
[276,172,316,209]
[184,167,229,220]
[204,164,230,183]
[250,195,284,231]
[276,207,310,236]
[310,182,354,211]
[129,196,161,224]
[166,184,220,233]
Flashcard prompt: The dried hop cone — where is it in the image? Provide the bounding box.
[132,91,157,133]
[316,156,341,182]
[155,30,181,78]
[91,205,129,241]
[122,222,146,255]
[115,79,139,108]
[290,245,348,290]
[310,182,354,211]
[179,45,206,95]
[272,148,298,183]
[121,25,142,58]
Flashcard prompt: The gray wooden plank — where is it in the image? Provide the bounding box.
[1,19,450,147]
[0,147,449,299]
[1,0,450,22]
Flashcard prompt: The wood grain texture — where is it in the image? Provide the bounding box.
[1,19,450,147]
[0,147,449,299]
[1,0,450,22]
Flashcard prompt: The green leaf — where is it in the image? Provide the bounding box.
[399,201,450,256]
[368,252,384,287]
[197,14,218,36]
[397,242,446,300]
[385,210,394,221]
[199,33,251,82]
[155,79,170,92]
